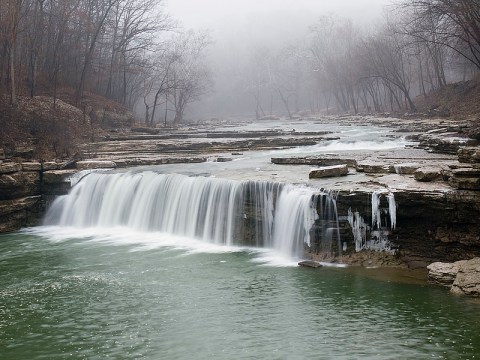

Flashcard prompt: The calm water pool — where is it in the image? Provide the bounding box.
[1,230,479,359]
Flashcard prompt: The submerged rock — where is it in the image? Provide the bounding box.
[298,260,322,268]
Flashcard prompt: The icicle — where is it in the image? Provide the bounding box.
[387,192,396,230]
[348,208,366,252]
[371,191,381,229]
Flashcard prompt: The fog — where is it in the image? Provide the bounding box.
[164,0,393,119]
[167,0,391,29]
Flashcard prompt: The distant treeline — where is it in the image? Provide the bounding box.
[243,0,480,118]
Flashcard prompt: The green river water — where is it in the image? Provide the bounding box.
[1,230,480,359]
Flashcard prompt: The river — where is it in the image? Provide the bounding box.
[1,230,480,359]
[1,119,479,359]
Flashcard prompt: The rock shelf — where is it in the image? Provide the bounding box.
[1,115,479,277]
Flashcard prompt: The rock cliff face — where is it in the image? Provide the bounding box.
[0,161,75,232]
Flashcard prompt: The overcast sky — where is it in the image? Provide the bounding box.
[166,0,393,29]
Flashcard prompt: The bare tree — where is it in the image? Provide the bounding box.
[399,0,480,70]
[168,31,213,124]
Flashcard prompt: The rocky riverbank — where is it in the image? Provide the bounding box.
[1,115,479,283]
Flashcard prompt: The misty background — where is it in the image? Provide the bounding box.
[166,0,393,119]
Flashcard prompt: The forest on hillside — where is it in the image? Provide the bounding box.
[0,0,479,157]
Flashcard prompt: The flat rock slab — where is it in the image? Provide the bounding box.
[42,170,78,184]
[357,161,390,174]
[309,164,348,178]
[272,156,357,167]
[298,260,322,268]
[76,160,117,170]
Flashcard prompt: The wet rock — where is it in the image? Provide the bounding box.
[414,167,443,182]
[0,148,5,160]
[309,165,348,179]
[298,260,322,268]
[215,157,232,162]
[458,147,480,163]
[76,160,116,170]
[427,261,466,286]
[451,258,480,296]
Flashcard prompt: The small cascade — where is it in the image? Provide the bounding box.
[44,171,339,258]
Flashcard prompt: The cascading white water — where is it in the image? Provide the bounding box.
[44,171,337,258]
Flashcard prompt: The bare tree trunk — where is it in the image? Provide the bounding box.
[9,44,16,105]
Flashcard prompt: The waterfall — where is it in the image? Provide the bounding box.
[44,171,338,258]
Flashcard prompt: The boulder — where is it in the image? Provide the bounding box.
[414,167,443,182]
[309,164,348,179]
[451,258,480,296]
[427,261,466,286]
